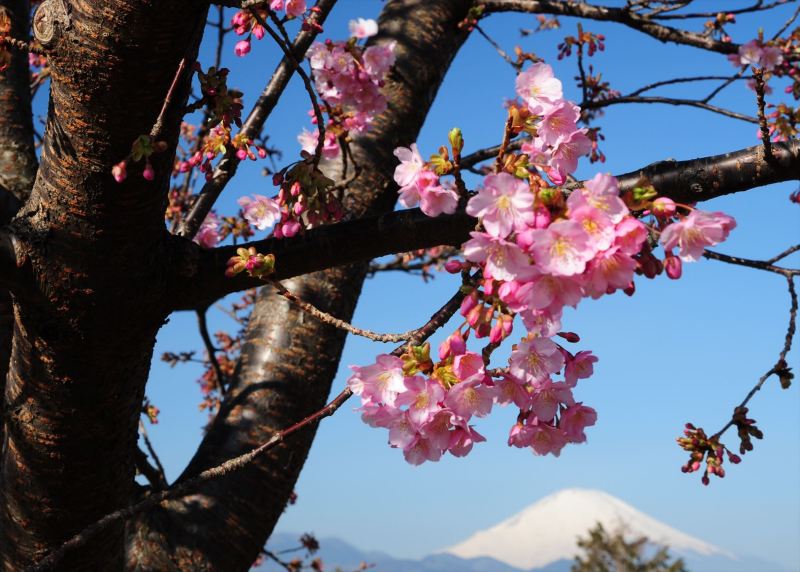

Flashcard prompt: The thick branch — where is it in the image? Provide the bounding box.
[170,209,475,310]
[481,0,740,54]
[172,139,800,308]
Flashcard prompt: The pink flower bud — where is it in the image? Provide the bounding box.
[257,147,267,159]
[652,197,676,218]
[665,254,682,280]
[112,161,127,183]
[460,292,478,317]
[290,181,302,197]
[444,260,462,274]
[557,332,580,343]
[142,162,155,181]
[236,148,248,160]
[234,39,251,57]
[282,220,301,237]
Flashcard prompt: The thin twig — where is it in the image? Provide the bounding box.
[138,421,168,488]
[584,95,758,123]
[474,24,518,70]
[626,75,750,98]
[267,278,422,343]
[197,307,227,395]
[150,57,189,140]
[256,9,327,165]
[752,67,777,164]
[767,244,800,265]
[703,249,799,277]
[712,276,797,439]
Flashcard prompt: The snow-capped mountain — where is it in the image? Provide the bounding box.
[263,489,790,572]
[442,488,748,570]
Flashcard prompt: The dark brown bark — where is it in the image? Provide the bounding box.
[0,0,37,204]
[1,1,208,569]
[0,0,36,487]
[127,1,474,570]
[171,138,800,308]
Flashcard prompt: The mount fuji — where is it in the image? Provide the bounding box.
[262,489,789,572]
[442,488,772,571]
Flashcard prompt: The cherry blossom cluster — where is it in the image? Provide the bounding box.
[345,62,738,465]
[513,62,593,184]
[231,1,308,58]
[298,22,394,159]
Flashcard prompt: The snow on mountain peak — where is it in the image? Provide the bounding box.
[442,488,731,570]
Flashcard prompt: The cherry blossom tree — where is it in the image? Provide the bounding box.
[0,0,798,570]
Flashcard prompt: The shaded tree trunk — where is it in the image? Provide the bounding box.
[1,1,208,569]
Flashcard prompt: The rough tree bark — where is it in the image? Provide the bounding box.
[1,1,209,569]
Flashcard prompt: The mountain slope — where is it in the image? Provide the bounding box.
[443,488,731,569]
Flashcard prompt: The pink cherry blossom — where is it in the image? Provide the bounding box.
[388,412,421,449]
[418,177,459,217]
[466,172,534,238]
[564,350,598,387]
[363,43,396,77]
[194,212,221,249]
[349,18,378,39]
[525,220,594,276]
[613,216,649,255]
[508,336,565,386]
[528,420,568,457]
[419,409,454,450]
[495,375,533,408]
[548,130,592,182]
[462,232,535,282]
[448,423,486,457]
[347,354,407,406]
[515,63,563,114]
[238,194,281,231]
[584,246,638,298]
[395,376,445,425]
[453,352,486,384]
[285,0,306,18]
[519,307,563,338]
[444,380,494,419]
[660,209,737,262]
[393,144,425,188]
[403,435,443,465]
[568,173,629,224]
[559,403,597,443]
[569,205,615,254]
[538,100,581,145]
[298,129,341,159]
[516,274,583,314]
[531,380,574,422]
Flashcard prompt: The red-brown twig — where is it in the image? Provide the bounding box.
[712,275,797,439]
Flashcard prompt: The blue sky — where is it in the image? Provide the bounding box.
[126,1,800,568]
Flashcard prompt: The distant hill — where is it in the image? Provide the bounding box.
[259,489,789,572]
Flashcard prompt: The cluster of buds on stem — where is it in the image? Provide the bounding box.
[677,423,742,486]
[112,135,168,183]
[225,247,276,279]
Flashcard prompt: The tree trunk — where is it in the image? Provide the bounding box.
[1,1,208,569]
